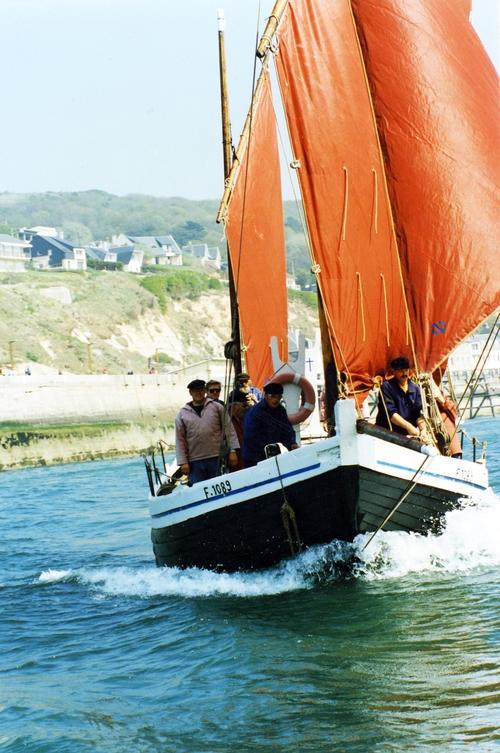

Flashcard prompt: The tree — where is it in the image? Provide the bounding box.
[62,221,93,246]
[171,220,207,246]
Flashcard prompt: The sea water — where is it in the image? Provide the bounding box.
[1,418,499,752]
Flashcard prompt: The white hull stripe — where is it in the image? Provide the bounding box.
[376,459,487,491]
[151,462,321,520]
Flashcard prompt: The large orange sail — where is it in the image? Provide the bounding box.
[274,0,410,393]
[223,72,288,388]
[351,0,500,372]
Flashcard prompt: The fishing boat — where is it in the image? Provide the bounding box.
[146,0,499,572]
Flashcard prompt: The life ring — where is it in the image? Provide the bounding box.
[272,372,316,425]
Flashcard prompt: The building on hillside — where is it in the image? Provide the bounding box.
[448,334,500,382]
[183,243,221,271]
[0,235,31,272]
[152,235,183,266]
[18,226,61,241]
[286,273,301,291]
[85,246,119,265]
[127,235,183,266]
[85,240,143,272]
[29,235,86,270]
[115,246,144,273]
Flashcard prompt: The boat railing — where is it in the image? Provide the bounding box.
[356,419,487,462]
[144,442,187,497]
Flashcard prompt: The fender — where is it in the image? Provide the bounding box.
[272,372,316,425]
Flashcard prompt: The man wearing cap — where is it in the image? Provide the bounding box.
[242,382,299,467]
[175,379,239,485]
[375,356,426,438]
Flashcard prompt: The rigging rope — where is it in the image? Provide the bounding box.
[274,455,302,554]
[380,273,390,346]
[362,453,432,550]
[356,272,367,342]
[371,167,379,236]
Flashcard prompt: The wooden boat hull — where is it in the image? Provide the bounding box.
[149,401,488,571]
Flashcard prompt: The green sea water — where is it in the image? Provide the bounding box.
[1,418,499,752]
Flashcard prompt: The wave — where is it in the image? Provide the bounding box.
[37,488,499,598]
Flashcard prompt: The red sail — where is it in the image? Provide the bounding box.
[351,0,500,372]
[274,0,410,393]
[224,73,288,388]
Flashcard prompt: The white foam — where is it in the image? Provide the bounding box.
[352,488,500,579]
[38,569,72,583]
[37,489,499,597]
[76,563,310,598]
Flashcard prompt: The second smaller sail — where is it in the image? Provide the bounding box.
[223,71,289,389]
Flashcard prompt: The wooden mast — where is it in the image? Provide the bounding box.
[256,0,288,59]
[218,7,242,375]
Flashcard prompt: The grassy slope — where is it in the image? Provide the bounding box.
[0,269,319,374]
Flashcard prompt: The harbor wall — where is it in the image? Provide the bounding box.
[0,370,222,470]
[0,421,175,471]
[0,368,227,424]
[1,373,189,424]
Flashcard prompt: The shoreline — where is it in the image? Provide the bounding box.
[0,419,174,471]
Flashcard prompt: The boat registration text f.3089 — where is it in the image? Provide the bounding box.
[203,480,232,499]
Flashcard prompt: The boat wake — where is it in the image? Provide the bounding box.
[38,489,499,598]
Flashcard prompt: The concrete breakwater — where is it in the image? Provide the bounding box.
[0,373,194,469]
[1,373,191,424]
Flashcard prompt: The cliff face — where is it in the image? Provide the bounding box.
[0,269,319,468]
[0,270,318,376]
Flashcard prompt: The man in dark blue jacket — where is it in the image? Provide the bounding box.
[375,356,426,438]
[242,382,298,467]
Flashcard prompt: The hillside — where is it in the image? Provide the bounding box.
[0,190,312,277]
[0,269,319,375]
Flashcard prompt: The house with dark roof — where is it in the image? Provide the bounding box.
[128,235,182,267]
[85,246,118,264]
[30,235,87,270]
[183,243,221,271]
[0,234,31,272]
[114,246,144,273]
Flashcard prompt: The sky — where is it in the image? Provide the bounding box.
[1,0,498,200]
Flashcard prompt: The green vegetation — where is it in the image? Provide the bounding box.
[87,258,123,271]
[0,420,129,437]
[140,269,222,311]
[0,190,312,278]
[0,190,222,248]
[289,289,318,311]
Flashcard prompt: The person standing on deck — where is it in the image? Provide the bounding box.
[375,356,428,439]
[205,379,224,405]
[175,379,239,485]
[228,372,262,406]
[242,382,298,467]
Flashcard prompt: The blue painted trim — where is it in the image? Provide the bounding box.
[151,462,321,520]
[376,459,487,491]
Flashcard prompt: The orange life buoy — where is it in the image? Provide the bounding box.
[271,372,316,425]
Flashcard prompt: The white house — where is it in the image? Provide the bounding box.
[449,333,500,382]
[183,243,222,271]
[0,235,31,272]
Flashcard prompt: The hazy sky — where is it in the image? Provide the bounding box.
[1,0,498,200]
